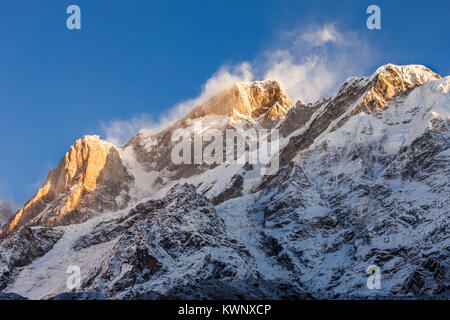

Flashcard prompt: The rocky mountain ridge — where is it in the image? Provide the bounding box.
[4,136,133,235]
[0,64,448,299]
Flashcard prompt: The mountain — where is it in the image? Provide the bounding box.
[187,80,293,124]
[0,64,448,299]
[4,136,133,235]
[2,80,292,236]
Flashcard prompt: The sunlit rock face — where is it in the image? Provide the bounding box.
[3,80,293,236]
[121,80,294,190]
[4,136,133,234]
[188,80,294,124]
[0,227,64,291]
[353,64,441,114]
[1,64,449,300]
[279,64,442,167]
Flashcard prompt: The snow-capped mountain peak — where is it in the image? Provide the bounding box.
[1,64,448,300]
[187,80,293,125]
[3,135,133,235]
[356,64,442,114]
[370,64,440,82]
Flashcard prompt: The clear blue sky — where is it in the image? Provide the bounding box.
[0,0,449,206]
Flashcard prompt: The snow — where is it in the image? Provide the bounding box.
[436,148,450,158]
[216,194,292,280]
[309,77,449,159]
[2,66,448,299]
[369,64,439,84]
[4,207,132,300]
[118,144,159,202]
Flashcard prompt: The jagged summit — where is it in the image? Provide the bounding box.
[354,64,441,114]
[0,63,448,300]
[187,80,293,124]
[279,64,443,166]
[370,64,440,81]
[5,64,443,236]
[4,135,132,234]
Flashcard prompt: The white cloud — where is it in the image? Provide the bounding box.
[101,23,374,144]
[0,200,19,213]
[297,24,341,47]
[263,23,373,103]
[264,51,337,103]
[0,186,20,212]
[102,114,156,146]
[161,62,253,125]
[102,63,253,146]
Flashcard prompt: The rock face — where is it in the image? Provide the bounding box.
[353,64,441,114]
[121,80,293,189]
[1,64,449,300]
[70,184,305,299]
[0,227,64,290]
[279,64,441,167]
[188,80,294,124]
[3,136,133,235]
[159,279,310,300]
[0,292,27,300]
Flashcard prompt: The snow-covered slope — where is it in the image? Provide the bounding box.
[261,76,450,297]
[1,64,448,299]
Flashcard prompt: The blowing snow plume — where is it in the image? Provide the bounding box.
[101,24,373,146]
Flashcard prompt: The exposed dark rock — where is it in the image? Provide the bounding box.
[73,184,258,299]
[159,279,310,300]
[211,174,244,205]
[1,65,448,300]
[0,227,64,290]
[0,292,27,300]
[48,291,107,300]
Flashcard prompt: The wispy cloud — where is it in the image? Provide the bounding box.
[102,114,156,147]
[264,51,337,103]
[102,63,253,146]
[296,23,342,47]
[101,23,374,145]
[263,23,373,103]
[161,62,253,124]
[0,186,20,212]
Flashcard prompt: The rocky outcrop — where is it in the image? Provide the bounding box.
[279,65,441,167]
[279,76,371,166]
[353,64,441,114]
[47,291,106,300]
[211,174,244,205]
[47,280,310,300]
[0,227,64,290]
[188,80,293,124]
[159,279,310,300]
[3,136,133,235]
[72,184,272,299]
[0,292,27,300]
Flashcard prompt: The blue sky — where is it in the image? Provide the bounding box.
[0,0,449,206]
